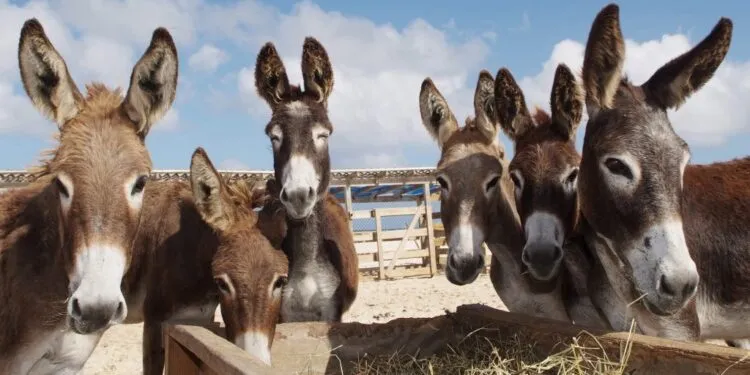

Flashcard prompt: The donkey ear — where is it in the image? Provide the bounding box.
[474,70,499,142]
[121,27,179,138]
[255,42,291,107]
[301,37,334,104]
[190,147,231,232]
[641,18,732,109]
[18,19,83,128]
[550,64,584,140]
[419,78,458,149]
[581,3,625,118]
[494,68,533,141]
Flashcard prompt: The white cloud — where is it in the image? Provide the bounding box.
[516,33,750,148]
[189,44,229,73]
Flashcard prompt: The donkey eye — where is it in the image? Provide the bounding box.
[510,171,522,189]
[436,176,449,191]
[215,277,232,296]
[316,133,329,140]
[55,177,69,199]
[605,158,633,179]
[485,176,500,192]
[270,135,281,143]
[273,275,288,290]
[131,175,148,196]
[565,168,579,185]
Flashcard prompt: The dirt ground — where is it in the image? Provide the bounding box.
[82,274,506,374]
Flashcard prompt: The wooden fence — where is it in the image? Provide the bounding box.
[350,205,491,280]
[163,304,750,374]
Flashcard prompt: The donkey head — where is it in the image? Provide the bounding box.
[254,38,334,220]
[495,64,583,281]
[190,148,289,365]
[18,19,177,334]
[419,71,520,285]
[579,4,731,315]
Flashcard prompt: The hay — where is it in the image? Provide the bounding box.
[349,320,637,375]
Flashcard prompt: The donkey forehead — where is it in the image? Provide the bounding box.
[266,100,332,134]
[56,125,151,176]
[588,104,688,158]
[511,142,579,177]
[438,150,504,184]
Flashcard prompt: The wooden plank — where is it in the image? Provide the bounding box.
[374,210,384,280]
[372,205,426,217]
[455,305,750,375]
[385,209,423,278]
[269,304,750,375]
[351,210,372,220]
[424,183,437,277]
[360,258,425,269]
[165,338,200,375]
[164,325,273,375]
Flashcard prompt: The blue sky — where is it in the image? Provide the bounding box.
[1,0,749,171]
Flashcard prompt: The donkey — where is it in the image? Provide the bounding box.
[253,37,358,322]
[122,147,289,374]
[419,70,576,321]
[577,3,750,346]
[0,19,177,374]
[493,64,608,328]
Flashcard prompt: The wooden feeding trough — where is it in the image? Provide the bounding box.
[164,304,750,374]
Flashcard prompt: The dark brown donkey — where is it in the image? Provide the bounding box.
[419,71,575,321]
[0,19,177,374]
[493,64,607,327]
[253,38,358,322]
[123,148,288,374]
[577,3,750,346]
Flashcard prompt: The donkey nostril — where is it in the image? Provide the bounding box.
[659,274,676,296]
[307,187,315,198]
[115,301,125,319]
[521,250,531,264]
[683,277,698,298]
[280,189,289,202]
[553,246,563,261]
[71,298,82,317]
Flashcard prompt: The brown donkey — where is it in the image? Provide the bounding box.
[419,71,574,320]
[123,148,288,373]
[493,64,607,327]
[0,19,177,374]
[578,4,750,345]
[253,38,358,322]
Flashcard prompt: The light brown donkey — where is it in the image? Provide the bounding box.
[253,38,358,322]
[122,148,288,374]
[577,3,750,346]
[419,71,573,320]
[0,19,177,374]
[493,64,607,328]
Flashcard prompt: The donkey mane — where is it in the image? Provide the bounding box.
[27,83,127,181]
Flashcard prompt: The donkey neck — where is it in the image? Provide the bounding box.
[284,198,325,265]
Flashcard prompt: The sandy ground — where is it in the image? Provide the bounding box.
[82,274,506,374]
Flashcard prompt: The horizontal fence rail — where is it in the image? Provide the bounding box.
[0,167,437,188]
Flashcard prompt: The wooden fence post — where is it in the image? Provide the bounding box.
[423,183,437,277]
